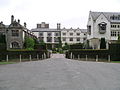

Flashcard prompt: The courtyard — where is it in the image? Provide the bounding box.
[0,54,120,90]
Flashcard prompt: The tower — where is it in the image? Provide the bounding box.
[11,15,14,24]
[57,23,61,30]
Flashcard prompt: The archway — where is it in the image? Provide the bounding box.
[11,42,20,49]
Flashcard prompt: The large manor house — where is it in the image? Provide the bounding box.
[0,11,120,50]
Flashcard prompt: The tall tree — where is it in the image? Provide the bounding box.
[24,37,35,50]
[117,36,120,43]
[100,38,106,49]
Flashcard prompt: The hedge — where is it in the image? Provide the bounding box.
[0,50,50,61]
[66,43,120,61]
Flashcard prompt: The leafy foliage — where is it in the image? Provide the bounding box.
[62,43,70,50]
[24,37,35,50]
[100,38,106,49]
[117,36,120,43]
[0,34,6,44]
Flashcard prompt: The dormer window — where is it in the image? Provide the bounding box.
[98,22,107,34]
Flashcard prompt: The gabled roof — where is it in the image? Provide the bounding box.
[61,28,87,33]
[90,11,120,22]
[9,20,23,28]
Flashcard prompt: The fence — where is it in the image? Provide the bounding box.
[0,50,51,62]
[66,49,110,62]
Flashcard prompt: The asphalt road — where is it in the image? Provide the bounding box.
[0,54,120,90]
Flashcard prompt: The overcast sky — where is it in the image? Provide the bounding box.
[0,0,120,29]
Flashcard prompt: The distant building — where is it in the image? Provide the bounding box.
[61,27,87,45]
[87,11,120,49]
[0,15,36,50]
[31,22,87,49]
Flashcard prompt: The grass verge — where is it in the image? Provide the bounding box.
[0,62,16,65]
[111,61,120,63]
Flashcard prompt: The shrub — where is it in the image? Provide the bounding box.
[100,38,106,49]
[70,43,83,49]
[24,37,35,50]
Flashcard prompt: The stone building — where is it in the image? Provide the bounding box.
[31,22,87,49]
[0,15,36,50]
[87,11,120,49]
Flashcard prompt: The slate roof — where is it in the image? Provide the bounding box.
[61,28,87,33]
[31,28,87,33]
[90,11,120,23]
[31,28,61,32]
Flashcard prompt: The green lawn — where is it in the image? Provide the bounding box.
[0,62,16,65]
[111,61,120,63]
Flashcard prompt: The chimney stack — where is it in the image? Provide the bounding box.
[11,15,14,24]
[18,19,20,24]
[57,23,61,30]
[24,22,26,27]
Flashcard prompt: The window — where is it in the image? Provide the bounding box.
[39,32,43,36]
[76,33,80,36]
[39,37,44,41]
[55,32,59,36]
[63,37,66,41]
[12,30,19,37]
[63,33,66,36]
[76,38,80,41]
[70,33,73,36]
[98,22,107,34]
[118,31,120,36]
[47,37,52,42]
[111,31,117,36]
[69,38,73,41]
[87,25,91,35]
[111,25,117,28]
[47,32,52,37]
[54,37,59,42]
[118,25,120,28]
[83,38,86,41]
[99,22,107,30]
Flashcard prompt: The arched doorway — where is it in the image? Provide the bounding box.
[11,42,20,49]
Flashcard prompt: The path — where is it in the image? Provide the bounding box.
[0,54,120,90]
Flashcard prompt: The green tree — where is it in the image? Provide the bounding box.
[100,38,106,49]
[24,37,35,50]
[117,36,120,43]
[0,34,6,51]
[39,40,46,45]
[0,34,6,44]
[62,43,70,50]
[58,37,62,48]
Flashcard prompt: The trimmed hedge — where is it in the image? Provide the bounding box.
[66,43,120,61]
[34,44,47,50]
[69,43,83,49]
[109,43,120,60]
[66,49,109,61]
[0,50,50,61]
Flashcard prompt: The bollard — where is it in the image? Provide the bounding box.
[20,54,21,62]
[86,55,87,61]
[37,54,39,60]
[70,53,73,59]
[44,53,46,59]
[6,55,8,62]
[78,55,80,60]
[29,55,32,61]
[108,55,110,62]
[42,54,44,59]
[73,55,74,59]
[96,55,98,62]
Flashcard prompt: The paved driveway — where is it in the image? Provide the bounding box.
[0,54,120,90]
